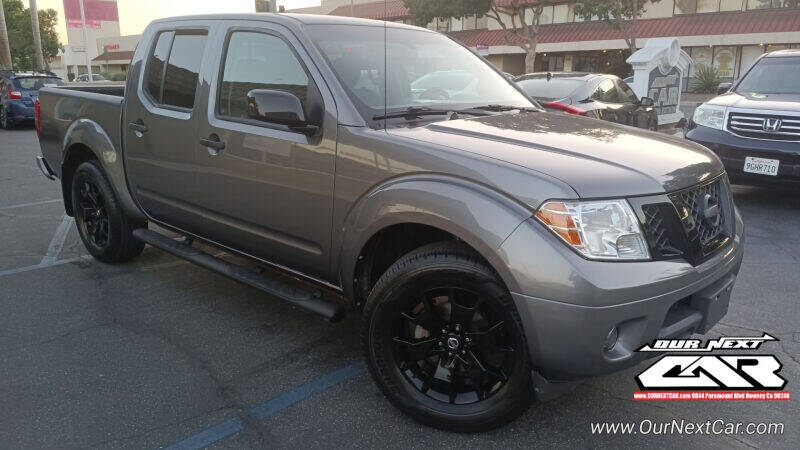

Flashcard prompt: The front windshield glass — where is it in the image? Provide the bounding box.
[736,56,800,95]
[14,77,65,90]
[307,24,533,124]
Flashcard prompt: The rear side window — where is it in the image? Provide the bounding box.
[592,79,618,103]
[144,30,208,109]
[218,31,309,121]
[516,78,583,101]
[145,31,173,102]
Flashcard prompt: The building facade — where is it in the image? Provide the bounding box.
[289,0,800,90]
[49,0,122,79]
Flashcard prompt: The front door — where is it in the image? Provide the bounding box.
[124,27,210,231]
[192,24,338,280]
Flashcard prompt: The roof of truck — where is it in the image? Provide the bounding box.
[150,13,424,30]
[764,49,800,58]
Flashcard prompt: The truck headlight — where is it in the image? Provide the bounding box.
[693,104,727,130]
[535,200,650,261]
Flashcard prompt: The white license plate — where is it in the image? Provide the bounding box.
[743,157,779,176]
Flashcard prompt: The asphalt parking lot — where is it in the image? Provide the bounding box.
[1,127,798,449]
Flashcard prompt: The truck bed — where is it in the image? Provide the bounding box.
[37,85,125,181]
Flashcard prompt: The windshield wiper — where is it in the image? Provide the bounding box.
[373,107,490,121]
[470,104,540,113]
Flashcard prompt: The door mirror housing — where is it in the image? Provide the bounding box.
[640,97,655,107]
[246,89,319,134]
[717,82,732,95]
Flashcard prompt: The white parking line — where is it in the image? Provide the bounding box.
[0,256,91,278]
[41,214,75,265]
[0,199,61,210]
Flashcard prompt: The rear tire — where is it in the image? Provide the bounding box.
[71,160,145,263]
[361,242,533,432]
[0,107,13,130]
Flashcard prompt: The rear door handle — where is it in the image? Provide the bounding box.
[199,135,226,155]
[128,121,148,133]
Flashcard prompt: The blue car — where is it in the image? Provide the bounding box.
[0,71,65,129]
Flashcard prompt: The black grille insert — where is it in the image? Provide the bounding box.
[641,177,733,265]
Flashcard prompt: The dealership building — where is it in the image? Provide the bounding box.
[289,0,800,90]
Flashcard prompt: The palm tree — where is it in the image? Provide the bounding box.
[0,0,13,69]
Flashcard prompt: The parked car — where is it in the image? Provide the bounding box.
[0,70,64,129]
[36,14,743,432]
[515,72,659,130]
[74,73,107,82]
[686,49,800,187]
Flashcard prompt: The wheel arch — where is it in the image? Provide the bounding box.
[337,175,533,309]
[60,119,145,221]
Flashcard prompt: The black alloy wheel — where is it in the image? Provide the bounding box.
[392,286,516,405]
[362,242,532,432]
[71,160,145,263]
[76,179,110,249]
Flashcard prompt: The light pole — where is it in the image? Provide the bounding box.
[0,0,12,69]
[29,0,46,70]
[78,0,93,80]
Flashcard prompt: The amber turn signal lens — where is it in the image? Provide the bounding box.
[535,201,582,246]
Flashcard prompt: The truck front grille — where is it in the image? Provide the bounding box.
[641,177,733,265]
[727,111,800,141]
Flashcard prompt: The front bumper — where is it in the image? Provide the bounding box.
[499,207,745,380]
[686,124,800,187]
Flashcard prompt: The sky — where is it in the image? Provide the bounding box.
[22,0,322,44]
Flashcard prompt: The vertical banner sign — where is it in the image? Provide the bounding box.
[63,0,119,29]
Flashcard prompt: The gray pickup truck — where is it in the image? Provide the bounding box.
[36,14,744,431]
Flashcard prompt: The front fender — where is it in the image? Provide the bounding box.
[62,119,145,221]
[336,174,534,300]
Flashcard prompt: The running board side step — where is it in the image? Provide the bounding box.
[132,228,345,322]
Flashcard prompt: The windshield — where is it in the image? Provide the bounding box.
[307,25,533,124]
[736,56,800,95]
[515,78,584,101]
[14,77,65,90]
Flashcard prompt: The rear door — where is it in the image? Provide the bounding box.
[123,26,210,230]
[191,22,338,280]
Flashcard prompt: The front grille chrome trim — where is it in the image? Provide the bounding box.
[726,108,800,142]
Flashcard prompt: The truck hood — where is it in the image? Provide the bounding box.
[388,112,723,198]
[707,92,800,112]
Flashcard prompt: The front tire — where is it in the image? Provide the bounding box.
[361,242,532,432]
[71,160,145,263]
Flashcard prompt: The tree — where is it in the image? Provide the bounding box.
[575,0,660,55]
[0,0,13,68]
[2,0,60,71]
[403,0,558,73]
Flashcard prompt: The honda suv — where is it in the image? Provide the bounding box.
[686,50,800,187]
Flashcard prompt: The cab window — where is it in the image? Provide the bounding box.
[217,31,311,122]
[144,30,208,109]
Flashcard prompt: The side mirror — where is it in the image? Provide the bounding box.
[717,82,732,95]
[246,89,319,134]
[640,97,655,107]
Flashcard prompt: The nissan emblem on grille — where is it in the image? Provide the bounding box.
[702,193,721,227]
